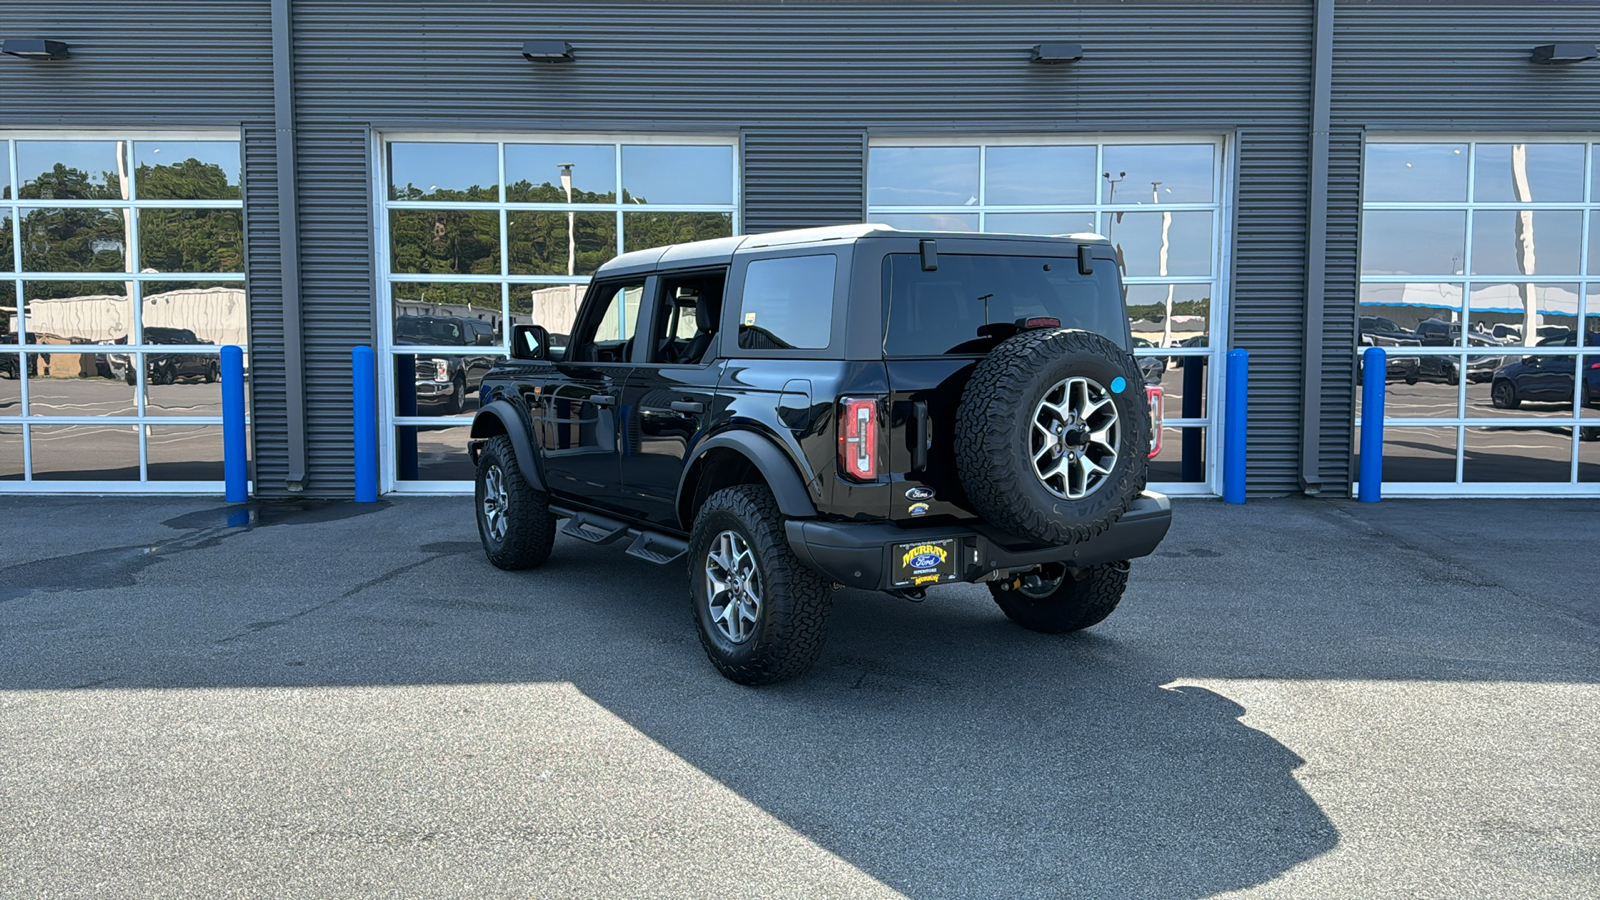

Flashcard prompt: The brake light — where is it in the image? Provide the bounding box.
[1146,385,1164,459]
[839,397,879,481]
[1589,361,1600,371]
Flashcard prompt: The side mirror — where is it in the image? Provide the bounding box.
[475,332,495,346]
[511,324,550,360]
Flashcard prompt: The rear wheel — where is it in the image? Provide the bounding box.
[988,563,1129,634]
[474,434,555,570]
[1491,380,1520,409]
[688,484,831,685]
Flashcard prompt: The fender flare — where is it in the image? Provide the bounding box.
[678,430,819,524]
[470,399,546,492]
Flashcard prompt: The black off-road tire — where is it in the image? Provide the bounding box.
[956,328,1151,545]
[989,563,1129,634]
[688,484,831,685]
[475,434,555,570]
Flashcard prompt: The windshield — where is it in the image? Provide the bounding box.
[882,252,1126,357]
[395,316,464,345]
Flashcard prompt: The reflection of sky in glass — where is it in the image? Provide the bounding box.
[985,212,1095,235]
[621,146,734,205]
[1471,210,1581,276]
[134,141,240,191]
[875,213,978,232]
[1364,143,1467,203]
[867,147,980,207]
[1106,211,1212,276]
[1359,282,1463,312]
[1473,144,1584,202]
[505,143,615,199]
[1362,210,1465,275]
[16,141,124,191]
[1101,145,1214,204]
[985,146,1095,205]
[389,143,498,199]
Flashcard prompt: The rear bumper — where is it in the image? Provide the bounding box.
[784,491,1173,591]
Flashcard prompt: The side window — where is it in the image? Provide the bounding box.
[647,270,727,364]
[737,255,837,351]
[564,280,644,363]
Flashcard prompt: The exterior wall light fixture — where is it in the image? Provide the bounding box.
[522,40,574,63]
[1530,43,1597,65]
[2,38,70,61]
[1031,42,1083,64]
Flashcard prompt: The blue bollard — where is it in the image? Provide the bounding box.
[353,345,379,502]
[1358,346,1385,502]
[221,345,248,502]
[1223,348,1249,504]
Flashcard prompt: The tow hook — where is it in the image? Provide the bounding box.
[886,588,927,603]
[1108,560,1131,573]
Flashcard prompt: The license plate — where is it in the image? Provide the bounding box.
[891,538,958,588]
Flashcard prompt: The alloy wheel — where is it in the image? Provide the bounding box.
[481,463,509,542]
[704,529,762,644]
[1030,376,1121,500]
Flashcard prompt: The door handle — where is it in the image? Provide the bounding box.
[590,394,616,407]
[671,400,705,414]
[912,400,930,471]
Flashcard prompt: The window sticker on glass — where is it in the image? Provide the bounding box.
[744,312,756,326]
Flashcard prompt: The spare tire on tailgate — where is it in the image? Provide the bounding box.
[955,328,1151,545]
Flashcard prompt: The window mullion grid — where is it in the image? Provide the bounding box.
[1457,140,1469,487]
[498,142,511,353]
[124,140,151,482]
[614,144,625,260]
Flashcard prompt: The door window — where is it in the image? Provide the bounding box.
[565,281,644,363]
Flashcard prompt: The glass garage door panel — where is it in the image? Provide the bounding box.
[1359,138,1600,494]
[379,136,739,492]
[868,138,1227,495]
[0,136,248,492]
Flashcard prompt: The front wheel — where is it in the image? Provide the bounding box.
[688,484,832,685]
[1491,380,1520,409]
[989,562,1129,634]
[474,434,555,570]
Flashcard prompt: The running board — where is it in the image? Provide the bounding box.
[552,507,688,566]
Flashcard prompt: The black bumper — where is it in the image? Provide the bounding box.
[784,492,1173,591]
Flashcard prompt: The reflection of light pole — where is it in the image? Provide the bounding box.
[559,162,577,319]
[1153,181,1175,351]
[117,140,135,342]
[1510,143,1540,346]
[1102,170,1127,205]
[1103,171,1127,274]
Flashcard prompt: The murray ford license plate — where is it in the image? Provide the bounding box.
[892,538,959,588]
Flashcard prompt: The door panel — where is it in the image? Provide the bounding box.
[619,362,725,526]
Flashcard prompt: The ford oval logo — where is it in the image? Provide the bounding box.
[905,486,936,501]
[910,552,943,569]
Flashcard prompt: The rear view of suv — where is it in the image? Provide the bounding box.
[468,225,1172,684]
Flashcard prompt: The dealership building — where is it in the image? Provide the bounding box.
[2,0,1597,499]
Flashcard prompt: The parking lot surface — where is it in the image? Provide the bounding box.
[1,495,1596,898]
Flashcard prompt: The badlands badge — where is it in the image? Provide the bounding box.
[891,538,957,587]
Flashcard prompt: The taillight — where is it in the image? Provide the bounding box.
[433,359,450,381]
[1589,361,1600,371]
[839,397,879,481]
[1146,385,1164,459]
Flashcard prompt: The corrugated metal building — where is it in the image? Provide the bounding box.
[2,0,1597,498]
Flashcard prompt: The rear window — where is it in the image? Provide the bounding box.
[737,254,837,351]
[882,253,1125,357]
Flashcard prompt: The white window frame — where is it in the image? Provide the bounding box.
[866,134,1234,497]
[371,132,742,494]
[0,129,248,494]
[1355,134,1600,497]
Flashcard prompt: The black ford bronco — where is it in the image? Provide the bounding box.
[469,225,1172,684]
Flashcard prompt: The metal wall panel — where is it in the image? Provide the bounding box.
[291,0,1316,496]
[242,124,290,490]
[742,131,866,233]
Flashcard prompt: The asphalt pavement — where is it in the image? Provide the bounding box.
[1,495,1596,898]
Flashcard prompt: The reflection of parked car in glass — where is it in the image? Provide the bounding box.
[1489,330,1600,441]
[1130,337,1166,384]
[395,315,498,414]
[114,327,219,385]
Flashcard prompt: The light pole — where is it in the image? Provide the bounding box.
[558,162,577,318]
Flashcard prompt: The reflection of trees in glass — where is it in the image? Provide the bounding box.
[21,206,126,292]
[392,182,498,203]
[509,212,616,276]
[390,210,501,280]
[1126,299,1209,321]
[141,209,243,273]
[506,181,616,204]
[136,158,240,200]
[19,163,122,201]
[624,212,733,251]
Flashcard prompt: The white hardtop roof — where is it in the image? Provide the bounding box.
[594,224,1111,277]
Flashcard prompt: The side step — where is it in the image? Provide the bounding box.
[552,506,688,566]
[560,511,630,545]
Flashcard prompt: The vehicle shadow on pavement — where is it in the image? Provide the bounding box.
[3,496,1597,896]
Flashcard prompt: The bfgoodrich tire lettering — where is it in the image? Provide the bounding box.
[989,563,1129,634]
[956,328,1151,545]
[475,434,556,570]
[689,484,832,685]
